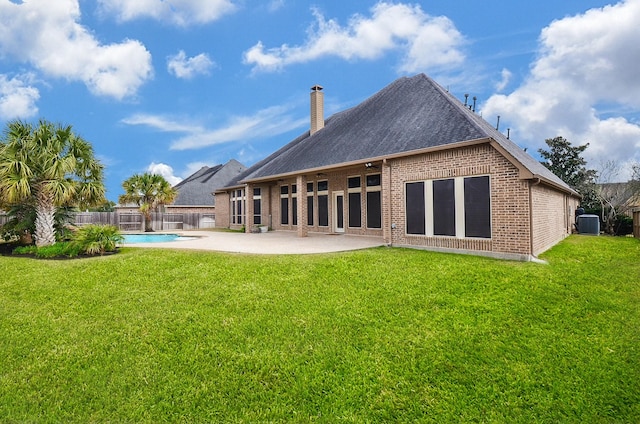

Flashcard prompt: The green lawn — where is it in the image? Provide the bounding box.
[1,235,639,423]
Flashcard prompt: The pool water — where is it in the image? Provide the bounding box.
[122,234,197,243]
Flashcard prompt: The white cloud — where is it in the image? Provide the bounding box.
[268,0,285,12]
[122,105,307,150]
[167,51,215,79]
[97,0,237,26]
[243,2,465,73]
[0,74,40,120]
[122,114,203,133]
[494,68,512,92]
[482,0,640,179]
[146,162,183,186]
[170,106,307,150]
[0,0,153,100]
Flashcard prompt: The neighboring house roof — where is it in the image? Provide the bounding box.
[225,73,577,196]
[173,159,247,206]
[597,182,640,209]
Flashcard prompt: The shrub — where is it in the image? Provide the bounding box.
[12,245,38,255]
[1,203,75,243]
[9,225,122,258]
[70,225,124,255]
[614,215,633,236]
[13,242,81,258]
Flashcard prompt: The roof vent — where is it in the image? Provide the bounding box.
[310,84,324,135]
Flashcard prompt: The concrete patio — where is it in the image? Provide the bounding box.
[121,230,386,254]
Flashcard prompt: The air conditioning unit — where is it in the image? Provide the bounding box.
[576,214,600,235]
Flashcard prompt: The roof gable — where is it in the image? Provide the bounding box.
[174,165,222,189]
[174,159,247,205]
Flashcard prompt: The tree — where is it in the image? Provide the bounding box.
[1,202,75,244]
[88,199,116,212]
[595,160,640,235]
[0,120,105,247]
[118,173,177,232]
[538,136,598,207]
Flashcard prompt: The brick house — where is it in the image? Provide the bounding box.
[216,74,580,260]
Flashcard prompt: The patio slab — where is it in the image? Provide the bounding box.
[121,230,386,254]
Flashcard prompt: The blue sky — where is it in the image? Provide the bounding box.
[1,0,639,201]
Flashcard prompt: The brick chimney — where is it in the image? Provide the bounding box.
[310,84,324,135]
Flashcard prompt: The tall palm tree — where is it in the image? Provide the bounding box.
[119,173,177,232]
[0,120,105,247]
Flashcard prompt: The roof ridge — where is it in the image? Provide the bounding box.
[201,164,223,183]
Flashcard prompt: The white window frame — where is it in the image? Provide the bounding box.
[231,189,245,225]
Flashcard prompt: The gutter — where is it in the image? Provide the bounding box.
[531,174,581,198]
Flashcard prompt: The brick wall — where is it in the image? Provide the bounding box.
[246,185,254,233]
[215,192,231,228]
[388,144,532,256]
[531,183,577,255]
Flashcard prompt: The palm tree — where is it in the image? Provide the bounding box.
[0,120,105,247]
[119,173,177,232]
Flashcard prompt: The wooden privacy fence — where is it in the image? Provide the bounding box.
[0,212,215,232]
[78,212,216,231]
[116,213,144,231]
[633,208,640,238]
[74,212,115,226]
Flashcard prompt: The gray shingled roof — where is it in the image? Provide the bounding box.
[230,74,576,195]
[174,159,247,205]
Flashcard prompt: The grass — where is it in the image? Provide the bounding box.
[0,235,638,422]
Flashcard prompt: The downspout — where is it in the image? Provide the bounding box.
[529,177,541,257]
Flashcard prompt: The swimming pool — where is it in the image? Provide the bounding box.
[122,233,198,243]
